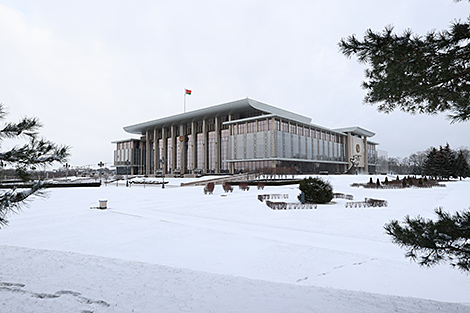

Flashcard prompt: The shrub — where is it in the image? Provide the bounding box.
[298,177,333,204]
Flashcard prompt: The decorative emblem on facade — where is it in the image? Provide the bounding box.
[356,144,361,153]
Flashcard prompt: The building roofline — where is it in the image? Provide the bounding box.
[111,138,141,144]
[123,98,312,134]
[333,126,375,138]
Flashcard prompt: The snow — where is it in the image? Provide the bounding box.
[1,175,469,312]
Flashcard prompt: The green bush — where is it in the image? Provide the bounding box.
[298,177,333,204]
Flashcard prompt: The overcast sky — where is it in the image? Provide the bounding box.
[1,0,469,168]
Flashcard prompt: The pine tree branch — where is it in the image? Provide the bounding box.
[339,15,470,122]
[0,182,44,228]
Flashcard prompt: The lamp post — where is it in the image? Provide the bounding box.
[98,161,104,185]
[125,160,130,187]
[64,163,70,180]
[161,157,165,189]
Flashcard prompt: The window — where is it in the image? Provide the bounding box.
[281,121,288,132]
[258,120,268,132]
[196,122,203,133]
[290,123,297,134]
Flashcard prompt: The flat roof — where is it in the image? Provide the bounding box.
[124,98,311,134]
[123,98,376,139]
[334,126,375,138]
[111,138,141,144]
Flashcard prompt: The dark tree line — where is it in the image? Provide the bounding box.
[422,144,470,180]
[386,145,470,179]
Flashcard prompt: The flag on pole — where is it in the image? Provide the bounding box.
[185,89,192,95]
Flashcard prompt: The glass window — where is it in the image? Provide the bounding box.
[258,120,267,132]
[290,123,296,134]
[281,121,289,132]
[196,122,203,133]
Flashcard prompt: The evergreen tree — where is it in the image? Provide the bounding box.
[384,208,470,271]
[423,147,439,179]
[454,150,470,180]
[339,1,470,122]
[298,177,333,204]
[440,144,456,179]
[0,104,69,228]
[424,144,457,180]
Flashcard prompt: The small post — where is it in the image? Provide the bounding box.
[99,200,108,209]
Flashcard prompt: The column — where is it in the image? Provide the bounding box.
[145,130,151,176]
[271,117,277,159]
[202,119,207,174]
[363,136,369,173]
[228,115,234,174]
[215,116,220,174]
[180,124,186,174]
[157,127,160,174]
[191,121,197,173]
[162,127,167,174]
[346,132,352,172]
[170,126,176,173]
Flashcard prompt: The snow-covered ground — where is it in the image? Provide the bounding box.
[1,175,469,313]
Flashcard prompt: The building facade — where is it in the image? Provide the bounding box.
[114,98,378,175]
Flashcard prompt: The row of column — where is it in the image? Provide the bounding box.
[144,117,225,176]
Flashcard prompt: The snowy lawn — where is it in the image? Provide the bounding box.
[1,175,469,312]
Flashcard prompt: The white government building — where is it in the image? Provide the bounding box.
[113,98,378,176]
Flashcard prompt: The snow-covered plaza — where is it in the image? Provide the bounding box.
[1,175,469,312]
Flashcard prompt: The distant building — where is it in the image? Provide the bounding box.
[113,98,378,175]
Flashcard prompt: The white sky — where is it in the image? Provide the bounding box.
[0,0,469,167]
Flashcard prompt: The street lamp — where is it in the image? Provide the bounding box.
[125,160,130,187]
[161,157,165,189]
[64,163,70,180]
[98,161,104,185]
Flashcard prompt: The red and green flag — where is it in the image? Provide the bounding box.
[185,89,191,95]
